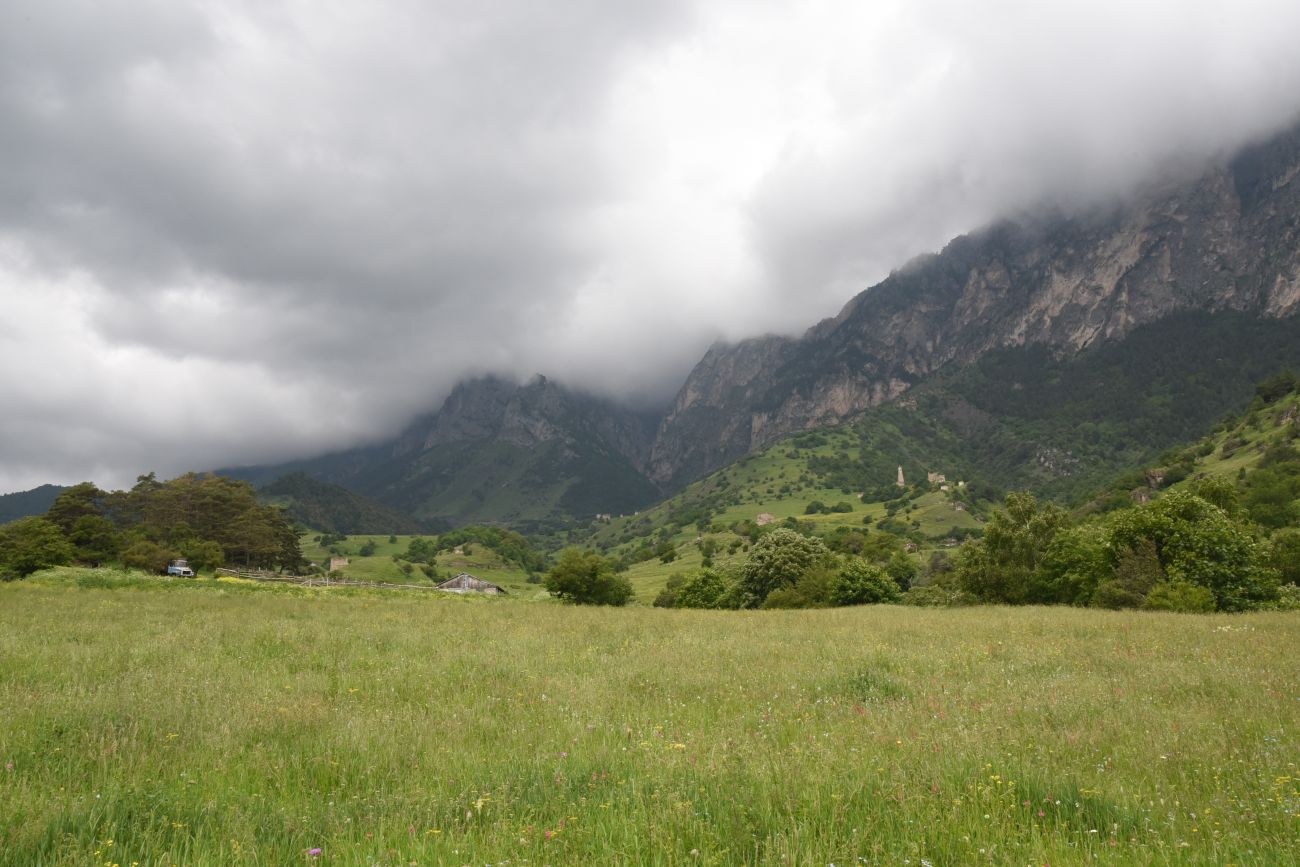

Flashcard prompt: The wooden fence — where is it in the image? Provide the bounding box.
[215,567,439,592]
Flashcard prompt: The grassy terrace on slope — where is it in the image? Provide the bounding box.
[3,569,1297,865]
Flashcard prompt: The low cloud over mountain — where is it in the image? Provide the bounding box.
[3,0,1300,492]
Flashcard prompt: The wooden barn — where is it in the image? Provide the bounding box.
[435,572,507,595]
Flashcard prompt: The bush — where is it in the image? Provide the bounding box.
[1143,580,1216,613]
[675,568,741,609]
[763,565,838,609]
[1091,540,1164,609]
[0,517,75,578]
[182,539,225,574]
[1270,531,1300,585]
[834,560,900,606]
[738,529,833,608]
[1108,490,1279,610]
[1273,583,1300,611]
[120,540,175,574]
[653,573,686,608]
[1036,524,1109,604]
[544,548,632,606]
[902,584,962,607]
[884,552,917,591]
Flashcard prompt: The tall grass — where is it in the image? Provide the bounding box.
[1,569,1296,865]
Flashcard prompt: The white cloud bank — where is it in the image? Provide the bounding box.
[3,0,1300,491]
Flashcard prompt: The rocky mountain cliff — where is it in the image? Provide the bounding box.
[646,121,1300,489]
[393,374,657,471]
[226,119,1300,526]
[226,375,663,528]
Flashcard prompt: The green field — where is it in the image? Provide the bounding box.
[2,569,1297,865]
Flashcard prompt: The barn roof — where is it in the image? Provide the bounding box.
[435,572,507,594]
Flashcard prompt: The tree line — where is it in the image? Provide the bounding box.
[0,473,302,580]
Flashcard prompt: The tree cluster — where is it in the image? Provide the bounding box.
[951,486,1286,611]
[404,526,546,576]
[654,528,911,611]
[0,473,302,580]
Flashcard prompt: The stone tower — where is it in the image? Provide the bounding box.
[896,465,905,487]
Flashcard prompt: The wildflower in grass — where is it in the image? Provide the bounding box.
[306,848,322,857]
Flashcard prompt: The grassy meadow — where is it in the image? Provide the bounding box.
[2,569,1298,866]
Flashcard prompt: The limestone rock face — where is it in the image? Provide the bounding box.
[646,123,1300,489]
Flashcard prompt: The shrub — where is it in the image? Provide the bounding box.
[884,552,917,591]
[1107,491,1279,610]
[834,560,900,605]
[1273,583,1300,611]
[1092,539,1164,609]
[544,548,632,606]
[738,529,832,608]
[902,584,958,607]
[182,539,225,574]
[1036,524,1110,604]
[1143,580,1217,613]
[763,565,838,609]
[0,517,75,578]
[120,540,175,574]
[675,568,741,610]
[1269,530,1300,585]
[653,573,686,608]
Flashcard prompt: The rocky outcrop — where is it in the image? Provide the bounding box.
[396,374,659,470]
[646,121,1300,489]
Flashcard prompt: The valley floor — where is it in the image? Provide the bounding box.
[1,570,1297,865]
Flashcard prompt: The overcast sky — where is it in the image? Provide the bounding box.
[4,0,1300,494]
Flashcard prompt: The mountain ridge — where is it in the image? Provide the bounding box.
[223,374,664,528]
[646,122,1300,487]
[217,120,1300,527]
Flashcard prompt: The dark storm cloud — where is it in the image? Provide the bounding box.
[745,0,1300,315]
[2,0,1300,492]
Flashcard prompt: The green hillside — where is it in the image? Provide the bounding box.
[561,423,981,601]
[373,438,659,531]
[564,331,1300,602]
[0,484,66,524]
[804,312,1300,504]
[259,472,430,534]
[1081,371,1300,523]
